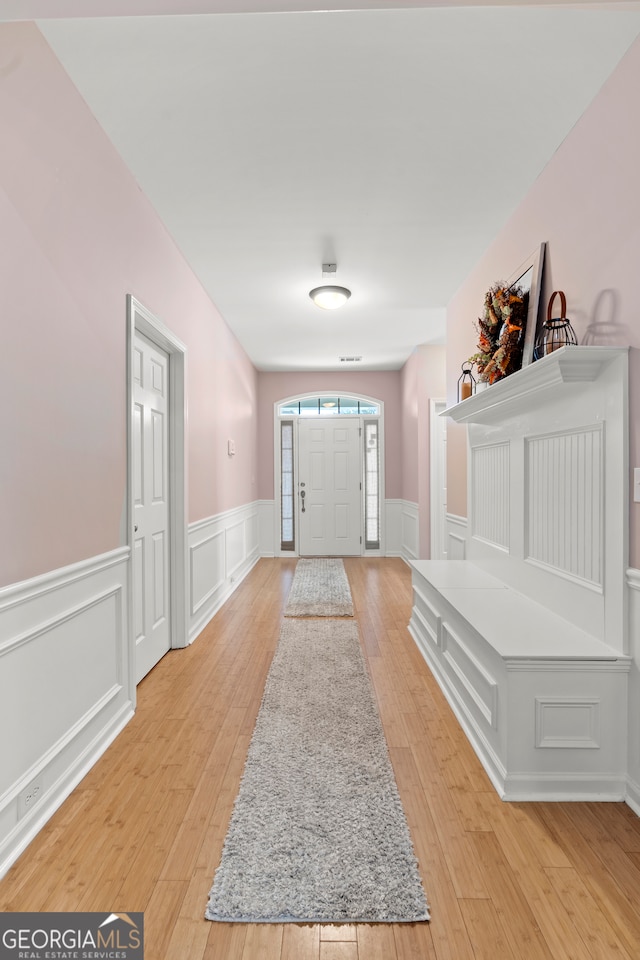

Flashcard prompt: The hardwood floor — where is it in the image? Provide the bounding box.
[2,557,640,959]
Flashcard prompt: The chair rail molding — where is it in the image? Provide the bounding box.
[627,568,640,592]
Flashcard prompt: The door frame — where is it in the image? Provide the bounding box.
[429,398,447,560]
[126,295,188,695]
[273,392,385,557]
[296,415,363,558]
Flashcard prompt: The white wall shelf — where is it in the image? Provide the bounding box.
[443,346,628,425]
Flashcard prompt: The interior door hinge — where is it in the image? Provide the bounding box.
[359,426,362,436]
[360,536,362,544]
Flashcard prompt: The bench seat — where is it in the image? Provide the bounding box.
[408,560,630,801]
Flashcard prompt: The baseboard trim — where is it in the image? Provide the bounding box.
[625,775,640,816]
[503,773,627,803]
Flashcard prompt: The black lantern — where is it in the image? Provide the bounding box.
[457,361,476,402]
[534,290,578,359]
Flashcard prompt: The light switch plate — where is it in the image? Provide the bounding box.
[634,467,640,503]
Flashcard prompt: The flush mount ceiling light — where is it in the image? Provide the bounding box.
[309,285,351,310]
[309,264,351,310]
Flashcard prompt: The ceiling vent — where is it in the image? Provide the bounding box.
[339,356,362,363]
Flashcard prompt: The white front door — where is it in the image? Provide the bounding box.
[133,331,171,682]
[297,418,362,556]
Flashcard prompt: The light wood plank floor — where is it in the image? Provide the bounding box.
[2,558,640,959]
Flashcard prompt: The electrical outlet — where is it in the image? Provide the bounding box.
[18,778,43,819]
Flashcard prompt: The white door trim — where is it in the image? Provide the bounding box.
[127,296,188,690]
[430,398,447,561]
[272,392,385,557]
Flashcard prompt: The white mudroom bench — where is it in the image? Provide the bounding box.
[408,559,630,801]
[408,347,631,801]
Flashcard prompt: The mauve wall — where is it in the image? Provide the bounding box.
[0,23,258,588]
[257,371,402,500]
[401,346,446,556]
[401,354,420,505]
[400,345,447,505]
[446,34,640,568]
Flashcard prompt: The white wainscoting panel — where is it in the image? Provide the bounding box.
[0,549,133,879]
[626,568,640,815]
[535,697,600,749]
[526,426,603,586]
[188,503,260,643]
[226,518,246,579]
[441,621,498,730]
[472,442,510,549]
[411,580,442,651]
[446,514,468,561]
[190,529,225,617]
[258,500,276,557]
[401,501,419,563]
[384,500,403,558]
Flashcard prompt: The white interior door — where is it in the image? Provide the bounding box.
[133,331,171,682]
[297,418,362,556]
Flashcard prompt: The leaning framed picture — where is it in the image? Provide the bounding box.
[507,241,546,368]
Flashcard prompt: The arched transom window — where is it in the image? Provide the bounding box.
[278,396,380,417]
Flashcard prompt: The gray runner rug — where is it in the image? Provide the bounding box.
[205,619,429,923]
[284,558,354,617]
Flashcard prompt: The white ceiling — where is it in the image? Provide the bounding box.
[18,3,640,369]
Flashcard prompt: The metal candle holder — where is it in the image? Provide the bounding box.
[534,290,578,359]
[457,361,476,402]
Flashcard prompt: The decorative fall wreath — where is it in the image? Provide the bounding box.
[469,282,529,384]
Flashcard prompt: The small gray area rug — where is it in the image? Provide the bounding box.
[284,558,354,617]
[205,619,429,923]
